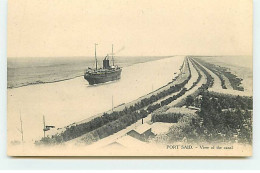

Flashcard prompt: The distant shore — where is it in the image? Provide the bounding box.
[7,56,172,89]
[7,75,84,89]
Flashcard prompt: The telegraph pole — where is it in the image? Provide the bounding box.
[112,95,114,112]
[43,115,46,138]
[19,110,24,142]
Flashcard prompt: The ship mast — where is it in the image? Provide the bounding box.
[95,43,98,70]
[112,44,114,66]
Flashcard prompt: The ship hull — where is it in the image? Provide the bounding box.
[84,69,122,85]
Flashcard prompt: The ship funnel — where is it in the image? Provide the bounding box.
[103,55,110,69]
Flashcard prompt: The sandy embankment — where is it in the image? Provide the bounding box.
[167,58,206,107]
[7,56,185,144]
[194,57,252,96]
[199,56,253,96]
[185,58,199,90]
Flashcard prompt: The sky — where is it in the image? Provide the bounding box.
[7,0,252,57]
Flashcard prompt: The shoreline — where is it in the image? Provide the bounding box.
[7,56,173,89]
[7,74,84,89]
[8,56,185,143]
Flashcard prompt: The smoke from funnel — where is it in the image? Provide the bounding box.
[115,46,125,54]
[108,46,125,56]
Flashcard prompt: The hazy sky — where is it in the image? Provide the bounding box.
[8,0,252,57]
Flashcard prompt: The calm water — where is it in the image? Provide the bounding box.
[8,56,170,88]
[8,56,184,143]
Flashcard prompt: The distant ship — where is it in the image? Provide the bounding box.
[84,44,122,85]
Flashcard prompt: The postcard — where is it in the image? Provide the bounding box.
[7,0,253,156]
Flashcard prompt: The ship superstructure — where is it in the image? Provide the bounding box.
[84,44,122,85]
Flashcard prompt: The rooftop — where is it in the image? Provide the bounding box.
[134,123,152,134]
[115,135,147,148]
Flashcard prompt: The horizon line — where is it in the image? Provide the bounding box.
[7,54,252,58]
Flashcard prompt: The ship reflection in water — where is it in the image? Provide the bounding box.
[84,44,122,85]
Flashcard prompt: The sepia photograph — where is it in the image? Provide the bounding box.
[7,0,253,156]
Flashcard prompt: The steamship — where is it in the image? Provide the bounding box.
[84,44,122,85]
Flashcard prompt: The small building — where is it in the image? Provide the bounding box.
[127,123,155,141]
[103,135,148,149]
[102,141,125,150]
